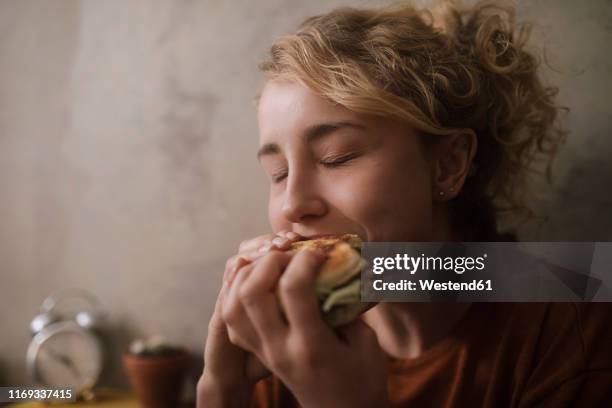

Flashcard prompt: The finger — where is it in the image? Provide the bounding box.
[278,250,332,340]
[271,230,304,250]
[225,252,260,285]
[240,251,291,343]
[238,233,277,253]
[204,281,238,374]
[284,231,302,241]
[224,255,244,284]
[256,230,304,254]
[207,280,230,336]
[227,245,290,286]
[270,235,292,250]
[257,240,291,255]
[222,263,261,352]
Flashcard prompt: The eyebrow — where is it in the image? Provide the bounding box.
[257,120,367,159]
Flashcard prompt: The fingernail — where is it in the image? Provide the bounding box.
[286,231,299,240]
[236,256,249,267]
[272,236,288,247]
[258,243,272,253]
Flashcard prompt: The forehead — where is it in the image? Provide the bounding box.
[257,80,363,141]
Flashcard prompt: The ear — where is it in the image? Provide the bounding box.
[431,130,477,201]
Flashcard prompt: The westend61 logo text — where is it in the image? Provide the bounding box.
[372,253,488,275]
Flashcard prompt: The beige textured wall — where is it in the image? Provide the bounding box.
[1,0,610,391]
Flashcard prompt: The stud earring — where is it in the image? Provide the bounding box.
[439,191,445,196]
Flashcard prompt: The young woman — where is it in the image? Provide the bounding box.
[197,2,612,406]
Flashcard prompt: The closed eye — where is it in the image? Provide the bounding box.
[319,152,360,168]
[269,152,360,184]
[271,170,288,184]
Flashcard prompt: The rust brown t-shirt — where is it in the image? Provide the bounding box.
[251,303,612,407]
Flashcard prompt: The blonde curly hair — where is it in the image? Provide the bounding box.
[258,0,567,240]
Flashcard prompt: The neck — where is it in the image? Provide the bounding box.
[363,209,470,359]
[431,202,464,242]
[362,302,472,360]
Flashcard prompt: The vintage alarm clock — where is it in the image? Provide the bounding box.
[27,289,105,398]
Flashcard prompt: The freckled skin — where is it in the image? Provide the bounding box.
[257,80,439,242]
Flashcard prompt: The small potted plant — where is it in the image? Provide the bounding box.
[122,336,191,408]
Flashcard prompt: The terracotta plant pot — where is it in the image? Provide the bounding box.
[122,349,192,408]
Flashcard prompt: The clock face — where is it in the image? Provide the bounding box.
[28,322,103,391]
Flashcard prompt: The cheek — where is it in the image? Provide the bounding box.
[327,159,434,240]
[268,192,290,232]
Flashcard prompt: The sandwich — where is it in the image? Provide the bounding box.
[286,234,372,327]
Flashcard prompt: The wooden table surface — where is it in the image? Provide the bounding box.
[9,389,194,407]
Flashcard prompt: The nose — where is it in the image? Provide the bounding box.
[281,172,326,223]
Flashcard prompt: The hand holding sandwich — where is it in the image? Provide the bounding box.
[198,231,302,407]
[220,235,388,407]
